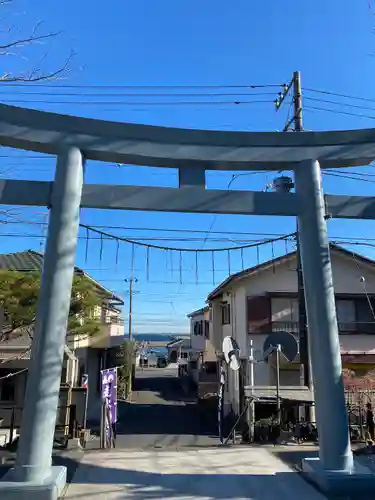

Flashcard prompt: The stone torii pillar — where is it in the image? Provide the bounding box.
[294,160,372,493]
[0,147,83,500]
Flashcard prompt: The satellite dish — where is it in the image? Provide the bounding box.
[263,331,298,364]
[222,336,240,371]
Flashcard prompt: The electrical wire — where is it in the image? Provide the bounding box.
[0,91,277,97]
[350,252,375,321]
[6,220,375,244]
[0,368,28,381]
[305,96,375,113]
[323,172,375,183]
[304,87,375,105]
[0,231,293,245]
[0,83,285,89]
[0,99,274,106]
[305,104,375,121]
[2,220,291,237]
[325,169,375,178]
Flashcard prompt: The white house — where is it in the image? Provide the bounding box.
[187,307,217,397]
[0,250,125,434]
[207,244,375,417]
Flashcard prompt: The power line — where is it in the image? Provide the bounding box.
[6,220,289,237]
[0,99,274,106]
[304,87,375,105]
[305,96,375,113]
[5,219,375,243]
[325,169,375,178]
[323,172,375,183]
[0,83,285,89]
[0,231,292,244]
[0,368,28,381]
[305,104,375,120]
[0,90,277,97]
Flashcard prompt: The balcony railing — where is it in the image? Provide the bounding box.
[104,317,124,326]
[249,321,375,335]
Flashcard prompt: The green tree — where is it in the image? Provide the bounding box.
[0,270,102,341]
[107,341,136,399]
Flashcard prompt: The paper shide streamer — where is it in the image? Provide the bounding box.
[212,251,215,285]
[195,251,199,284]
[77,223,295,285]
[85,227,90,263]
[179,251,183,284]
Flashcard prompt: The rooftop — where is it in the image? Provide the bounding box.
[207,243,375,301]
[0,249,124,305]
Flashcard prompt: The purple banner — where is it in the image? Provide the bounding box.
[101,368,118,424]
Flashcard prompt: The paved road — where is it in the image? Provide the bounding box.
[115,366,220,449]
[64,446,327,500]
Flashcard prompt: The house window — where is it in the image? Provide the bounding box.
[271,297,298,326]
[194,321,203,335]
[61,366,67,384]
[355,299,375,333]
[221,303,231,325]
[189,360,198,370]
[336,299,356,333]
[0,373,15,402]
[204,320,210,338]
[193,322,198,335]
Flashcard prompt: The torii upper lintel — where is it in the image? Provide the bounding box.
[0,104,375,169]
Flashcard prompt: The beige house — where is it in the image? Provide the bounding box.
[0,250,124,436]
[207,244,375,416]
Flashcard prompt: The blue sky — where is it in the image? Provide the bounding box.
[2,0,375,333]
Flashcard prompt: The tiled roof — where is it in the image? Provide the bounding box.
[1,332,31,348]
[0,250,123,304]
[0,250,45,272]
[0,331,31,355]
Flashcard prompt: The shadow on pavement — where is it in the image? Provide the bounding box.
[132,372,194,403]
[60,457,317,500]
[117,401,215,437]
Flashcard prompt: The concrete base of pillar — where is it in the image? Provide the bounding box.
[0,465,67,500]
[66,437,83,450]
[302,457,375,494]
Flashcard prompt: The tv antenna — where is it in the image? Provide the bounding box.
[222,336,241,371]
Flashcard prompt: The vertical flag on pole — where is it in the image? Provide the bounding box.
[101,367,118,445]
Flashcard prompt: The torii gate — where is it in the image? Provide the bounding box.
[0,104,375,498]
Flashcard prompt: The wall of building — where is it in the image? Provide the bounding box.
[210,249,375,391]
[190,312,206,352]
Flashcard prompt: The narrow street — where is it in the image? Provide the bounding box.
[115,366,220,449]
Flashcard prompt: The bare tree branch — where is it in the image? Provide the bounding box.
[0,49,74,83]
[0,22,61,51]
[0,2,75,219]
[0,4,74,84]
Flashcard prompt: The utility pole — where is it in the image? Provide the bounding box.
[125,244,138,341]
[291,71,309,391]
[246,339,255,442]
[125,277,138,340]
[275,71,310,392]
